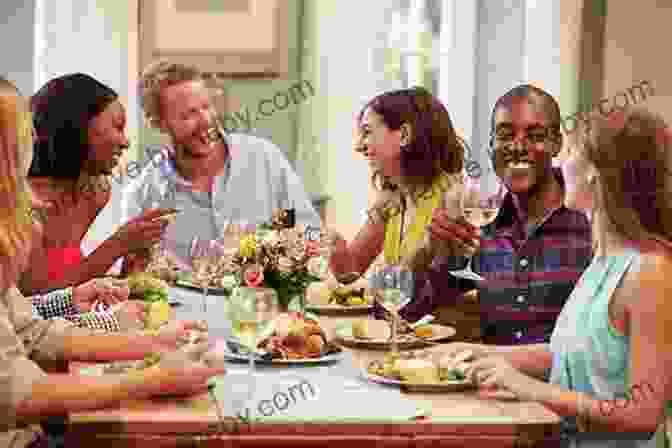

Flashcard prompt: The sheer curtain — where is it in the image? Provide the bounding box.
[371,0,480,176]
[372,0,441,93]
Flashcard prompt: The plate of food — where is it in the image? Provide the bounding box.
[174,271,235,296]
[364,350,474,393]
[126,272,171,302]
[334,318,456,350]
[221,313,343,365]
[304,281,373,315]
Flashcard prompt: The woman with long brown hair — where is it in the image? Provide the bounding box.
[0,76,224,448]
[440,107,672,441]
[327,87,467,321]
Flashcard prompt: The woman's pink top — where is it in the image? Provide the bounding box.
[46,246,83,282]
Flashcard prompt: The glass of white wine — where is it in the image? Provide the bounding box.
[370,264,413,354]
[227,287,280,416]
[449,176,506,281]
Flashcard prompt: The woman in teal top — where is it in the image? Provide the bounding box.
[438,107,672,441]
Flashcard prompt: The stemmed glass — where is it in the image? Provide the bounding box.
[189,237,217,313]
[146,188,176,268]
[448,175,507,281]
[370,264,413,354]
[227,286,280,417]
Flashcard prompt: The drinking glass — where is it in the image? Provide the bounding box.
[189,237,217,313]
[146,188,176,266]
[369,264,413,354]
[448,176,507,281]
[227,286,280,417]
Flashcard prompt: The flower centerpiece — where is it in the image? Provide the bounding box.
[230,210,328,310]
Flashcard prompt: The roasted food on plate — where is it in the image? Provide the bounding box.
[257,312,341,359]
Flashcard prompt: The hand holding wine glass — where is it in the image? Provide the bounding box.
[444,176,506,281]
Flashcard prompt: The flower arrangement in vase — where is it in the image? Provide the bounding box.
[230,209,328,310]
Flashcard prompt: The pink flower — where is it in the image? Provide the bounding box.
[305,240,322,258]
[244,264,265,287]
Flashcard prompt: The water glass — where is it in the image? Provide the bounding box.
[227,287,280,418]
[369,264,413,354]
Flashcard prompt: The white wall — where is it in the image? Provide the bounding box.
[35,0,136,144]
[1,0,36,94]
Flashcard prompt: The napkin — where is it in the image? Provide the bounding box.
[207,371,428,423]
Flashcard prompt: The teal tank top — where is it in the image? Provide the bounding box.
[550,248,670,446]
[549,249,639,401]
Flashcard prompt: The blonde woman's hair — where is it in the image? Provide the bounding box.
[578,106,672,246]
[139,60,203,128]
[0,77,34,288]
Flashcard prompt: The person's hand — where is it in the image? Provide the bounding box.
[427,209,481,258]
[121,250,152,276]
[113,300,150,332]
[136,342,226,397]
[72,278,130,313]
[152,319,210,351]
[432,342,489,366]
[321,229,347,255]
[112,208,176,254]
[464,356,548,402]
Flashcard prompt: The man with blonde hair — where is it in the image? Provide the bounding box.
[121,60,319,266]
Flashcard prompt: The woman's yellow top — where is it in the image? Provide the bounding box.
[383,173,462,264]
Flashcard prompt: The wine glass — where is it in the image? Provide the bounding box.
[146,188,175,265]
[189,237,217,313]
[449,176,507,281]
[227,286,280,417]
[370,264,413,354]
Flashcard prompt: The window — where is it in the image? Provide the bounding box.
[379,0,442,93]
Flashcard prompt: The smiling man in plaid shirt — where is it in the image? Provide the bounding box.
[407,85,592,345]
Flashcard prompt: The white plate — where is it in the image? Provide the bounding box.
[222,350,344,365]
[305,303,373,315]
[175,277,230,296]
[335,320,456,350]
[363,369,474,393]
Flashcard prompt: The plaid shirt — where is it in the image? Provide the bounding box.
[402,168,593,345]
[31,288,121,332]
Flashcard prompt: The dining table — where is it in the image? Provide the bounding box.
[65,286,562,448]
